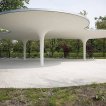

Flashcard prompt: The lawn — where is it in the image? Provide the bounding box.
[0,83,106,106]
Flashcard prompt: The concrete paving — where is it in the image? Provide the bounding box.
[0,58,106,88]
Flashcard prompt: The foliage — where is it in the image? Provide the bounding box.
[79,10,88,16]
[95,16,106,57]
[0,0,29,12]
[95,16,106,29]
[0,39,106,58]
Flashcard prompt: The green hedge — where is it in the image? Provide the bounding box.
[0,52,106,59]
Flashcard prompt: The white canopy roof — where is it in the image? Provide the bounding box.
[0,8,106,41]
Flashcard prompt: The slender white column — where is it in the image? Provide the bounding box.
[40,35,45,66]
[23,40,27,60]
[83,40,87,60]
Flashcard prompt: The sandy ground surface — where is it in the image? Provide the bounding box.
[0,58,106,88]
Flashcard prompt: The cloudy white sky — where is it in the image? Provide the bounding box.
[27,0,106,28]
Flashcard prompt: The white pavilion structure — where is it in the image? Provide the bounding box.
[0,9,106,66]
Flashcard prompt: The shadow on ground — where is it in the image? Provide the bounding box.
[0,58,95,69]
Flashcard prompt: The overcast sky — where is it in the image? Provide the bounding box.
[27,0,106,28]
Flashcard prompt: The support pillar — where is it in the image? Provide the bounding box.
[40,35,45,66]
[83,40,87,60]
[23,40,27,60]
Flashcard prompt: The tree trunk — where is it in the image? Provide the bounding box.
[103,38,106,57]
[8,49,11,58]
[90,39,94,58]
[28,41,31,58]
[76,40,80,58]
[51,39,55,57]
[0,48,1,58]
[8,43,11,58]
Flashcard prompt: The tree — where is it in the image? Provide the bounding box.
[87,40,94,58]
[76,39,81,58]
[27,40,31,58]
[0,0,29,58]
[59,40,70,58]
[0,39,13,58]
[79,10,88,16]
[13,40,23,57]
[0,0,29,12]
[95,16,106,29]
[50,39,56,57]
[95,16,106,57]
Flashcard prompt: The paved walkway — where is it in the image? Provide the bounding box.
[0,59,106,88]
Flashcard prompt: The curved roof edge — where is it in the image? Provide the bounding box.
[0,8,90,27]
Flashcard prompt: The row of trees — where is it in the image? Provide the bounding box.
[0,38,105,58]
[0,0,106,58]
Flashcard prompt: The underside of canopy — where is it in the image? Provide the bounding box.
[0,9,106,40]
[0,8,105,41]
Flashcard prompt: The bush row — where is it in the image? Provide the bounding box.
[0,52,106,58]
